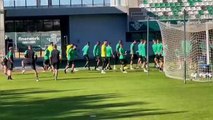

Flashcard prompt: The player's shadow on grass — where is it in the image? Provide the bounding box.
[0,88,78,96]
[0,89,187,120]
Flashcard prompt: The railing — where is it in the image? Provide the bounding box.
[4,0,111,8]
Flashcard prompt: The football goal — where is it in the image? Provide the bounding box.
[158,20,213,81]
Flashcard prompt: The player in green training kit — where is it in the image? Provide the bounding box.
[64,45,77,73]
[106,42,114,70]
[114,40,122,70]
[43,46,50,71]
[141,40,148,72]
[119,43,127,73]
[93,41,101,70]
[82,42,90,70]
[152,40,158,68]
[130,40,137,70]
[137,39,147,72]
[156,39,163,71]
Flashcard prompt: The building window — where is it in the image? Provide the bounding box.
[6,19,60,32]
[15,20,24,32]
[52,0,59,6]
[26,0,36,7]
[5,20,15,32]
[23,20,36,32]
[72,0,82,6]
[36,20,44,31]
[83,0,92,6]
[105,0,110,6]
[60,0,70,6]
[53,20,60,30]
[94,0,103,6]
[43,20,53,31]
[40,0,48,6]
[4,0,15,7]
[15,0,26,7]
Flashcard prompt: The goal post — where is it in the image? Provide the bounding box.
[158,20,213,81]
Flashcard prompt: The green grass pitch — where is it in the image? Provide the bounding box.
[0,69,213,120]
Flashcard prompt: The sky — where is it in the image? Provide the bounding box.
[4,0,111,7]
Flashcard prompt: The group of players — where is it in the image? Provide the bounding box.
[1,39,164,81]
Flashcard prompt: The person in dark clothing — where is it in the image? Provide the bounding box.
[50,45,60,80]
[6,47,14,80]
[22,45,39,81]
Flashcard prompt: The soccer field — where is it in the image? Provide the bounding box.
[0,69,213,120]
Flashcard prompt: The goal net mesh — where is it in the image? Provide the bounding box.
[158,21,213,81]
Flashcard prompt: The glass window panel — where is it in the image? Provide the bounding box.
[4,0,15,7]
[72,0,82,6]
[24,20,36,32]
[105,0,110,6]
[60,0,70,6]
[40,0,48,6]
[26,0,36,7]
[15,20,24,32]
[94,0,103,5]
[5,20,14,32]
[43,20,53,31]
[52,0,59,6]
[15,0,26,7]
[83,0,92,5]
[53,19,60,30]
[36,20,43,31]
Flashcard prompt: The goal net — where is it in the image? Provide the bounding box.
[158,21,213,81]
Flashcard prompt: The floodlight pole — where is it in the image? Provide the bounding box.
[147,16,150,74]
[183,9,187,84]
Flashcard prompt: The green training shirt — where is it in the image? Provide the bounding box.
[119,47,125,59]
[93,44,101,57]
[116,43,120,53]
[106,46,113,57]
[44,49,50,60]
[67,49,75,61]
[130,43,136,54]
[7,51,13,61]
[138,43,142,56]
[82,45,89,56]
[156,43,163,55]
[152,43,158,55]
[141,43,146,57]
